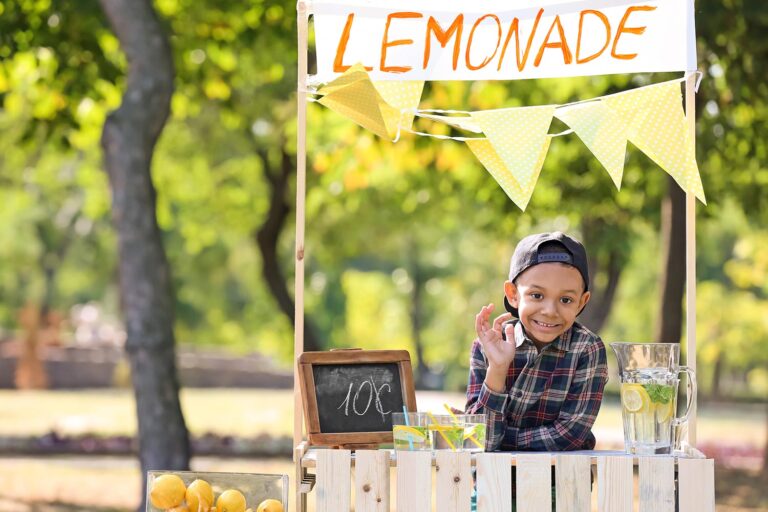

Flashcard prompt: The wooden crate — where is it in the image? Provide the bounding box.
[296,446,714,512]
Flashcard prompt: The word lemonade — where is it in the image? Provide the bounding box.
[392,412,486,451]
[332,6,657,75]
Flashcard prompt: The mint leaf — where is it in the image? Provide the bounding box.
[642,384,675,404]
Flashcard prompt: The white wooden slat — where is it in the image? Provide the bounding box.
[597,455,633,512]
[436,451,473,512]
[516,454,552,512]
[355,449,390,512]
[555,455,591,512]
[476,452,513,512]
[678,458,715,512]
[396,451,432,512]
[316,449,351,512]
[639,456,675,512]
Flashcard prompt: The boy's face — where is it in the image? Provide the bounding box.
[504,262,590,349]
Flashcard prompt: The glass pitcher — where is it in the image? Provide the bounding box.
[610,342,696,455]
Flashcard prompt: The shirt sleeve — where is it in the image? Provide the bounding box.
[465,339,510,451]
[500,338,608,451]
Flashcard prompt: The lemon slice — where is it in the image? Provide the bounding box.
[393,425,426,442]
[463,424,485,440]
[621,383,650,413]
[655,401,674,423]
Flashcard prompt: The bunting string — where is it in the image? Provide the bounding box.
[308,65,706,210]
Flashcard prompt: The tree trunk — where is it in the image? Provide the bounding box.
[407,241,431,388]
[579,219,624,333]
[97,1,189,510]
[254,146,321,352]
[710,349,725,399]
[655,174,686,343]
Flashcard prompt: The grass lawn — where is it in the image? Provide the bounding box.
[0,389,764,453]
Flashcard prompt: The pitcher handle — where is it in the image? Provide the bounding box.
[674,366,697,426]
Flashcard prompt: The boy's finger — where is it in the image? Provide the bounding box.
[492,312,513,331]
[504,323,515,343]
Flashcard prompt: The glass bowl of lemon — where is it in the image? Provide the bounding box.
[146,470,287,512]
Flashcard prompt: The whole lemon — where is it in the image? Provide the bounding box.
[149,474,186,509]
[216,489,247,512]
[256,499,284,512]
[186,479,214,512]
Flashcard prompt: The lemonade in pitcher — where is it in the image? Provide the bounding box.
[620,369,678,454]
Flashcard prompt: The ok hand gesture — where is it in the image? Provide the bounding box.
[475,303,516,371]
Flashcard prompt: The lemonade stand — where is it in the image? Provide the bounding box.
[292,0,715,510]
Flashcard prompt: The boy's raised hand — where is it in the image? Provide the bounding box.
[475,304,516,365]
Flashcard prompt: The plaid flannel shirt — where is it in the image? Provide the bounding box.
[465,320,607,452]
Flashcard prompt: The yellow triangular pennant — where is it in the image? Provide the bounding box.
[467,136,551,211]
[316,63,371,96]
[604,82,706,203]
[373,80,424,134]
[317,65,422,140]
[555,101,627,189]
[470,106,555,189]
[317,65,398,139]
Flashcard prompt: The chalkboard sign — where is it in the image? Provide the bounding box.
[298,349,417,447]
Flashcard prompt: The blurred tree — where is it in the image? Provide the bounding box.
[96,1,189,510]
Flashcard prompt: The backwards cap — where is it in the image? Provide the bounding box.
[503,232,590,318]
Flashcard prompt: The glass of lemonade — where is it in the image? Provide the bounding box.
[429,415,465,451]
[391,412,430,451]
[459,414,486,452]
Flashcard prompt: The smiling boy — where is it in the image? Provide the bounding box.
[466,232,608,452]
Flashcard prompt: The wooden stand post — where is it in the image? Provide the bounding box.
[684,72,697,446]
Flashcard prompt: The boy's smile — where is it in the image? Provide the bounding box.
[504,263,590,350]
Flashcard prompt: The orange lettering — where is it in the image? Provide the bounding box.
[424,15,464,70]
[381,12,423,73]
[576,10,610,64]
[534,15,572,67]
[498,9,544,72]
[611,5,657,60]
[333,14,372,72]
[465,14,502,71]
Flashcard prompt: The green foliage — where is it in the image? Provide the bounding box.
[0,0,765,401]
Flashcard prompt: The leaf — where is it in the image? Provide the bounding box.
[642,384,675,404]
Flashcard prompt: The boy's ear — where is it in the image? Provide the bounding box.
[579,290,591,310]
[504,280,519,308]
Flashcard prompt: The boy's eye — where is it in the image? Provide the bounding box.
[530,293,543,299]
[560,297,574,304]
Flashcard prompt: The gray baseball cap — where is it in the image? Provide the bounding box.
[503,232,590,318]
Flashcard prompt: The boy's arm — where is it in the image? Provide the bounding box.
[465,339,511,451]
[500,339,608,451]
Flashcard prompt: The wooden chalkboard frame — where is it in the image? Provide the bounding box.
[298,349,417,447]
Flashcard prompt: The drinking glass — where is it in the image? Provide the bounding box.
[391,412,430,451]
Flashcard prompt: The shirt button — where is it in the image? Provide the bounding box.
[515,391,523,398]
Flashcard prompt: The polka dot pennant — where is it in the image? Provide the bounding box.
[470,106,556,190]
[373,80,425,135]
[318,63,403,140]
[466,136,551,211]
[604,82,706,203]
[555,101,628,189]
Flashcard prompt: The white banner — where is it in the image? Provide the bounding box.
[311,0,697,82]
